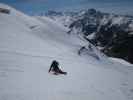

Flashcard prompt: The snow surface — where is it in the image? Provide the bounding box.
[0,3,133,100]
[109,57,133,67]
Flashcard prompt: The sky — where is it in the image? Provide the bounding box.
[0,0,133,15]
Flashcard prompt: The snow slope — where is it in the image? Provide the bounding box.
[0,3,133,100]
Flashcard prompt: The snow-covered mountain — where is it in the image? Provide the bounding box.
[44,10,77,27]
[45,9,133,64]
[0,3,133,100]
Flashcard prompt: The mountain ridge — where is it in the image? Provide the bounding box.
[44,9,133,63]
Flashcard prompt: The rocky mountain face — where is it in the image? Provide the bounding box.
[45,9,133,63]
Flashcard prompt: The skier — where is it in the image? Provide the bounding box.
[48,60,67,75]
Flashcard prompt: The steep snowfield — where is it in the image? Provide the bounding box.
[0,3,133,100]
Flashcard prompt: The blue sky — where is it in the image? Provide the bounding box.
[0,0,133,15]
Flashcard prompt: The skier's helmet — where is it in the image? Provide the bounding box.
[53,60,59,66]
